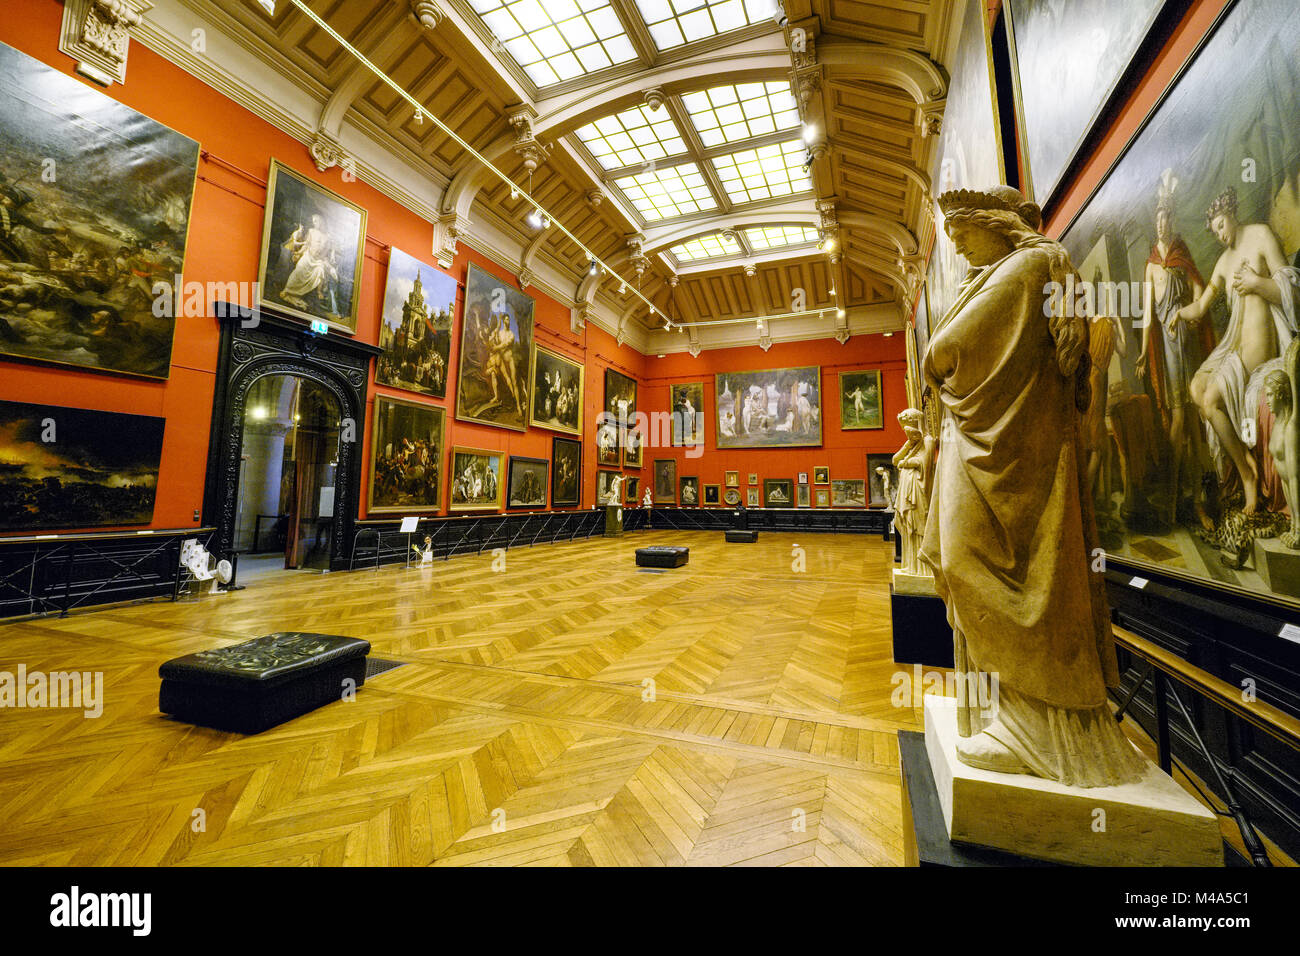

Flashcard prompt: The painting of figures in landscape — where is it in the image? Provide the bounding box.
[1007,0,1166,204]
[0,42,199,380]
[449,447,504,512]
[0,399,165,531]
[1058,0,1300,607]
[832,479,867,509]
[551,437,581,507]
[927,0,1004,326]
[679,476,699,507]
[839,370,883,430]
[507,456,548,509]
[367,396,445,514]
[376,248,456,399]
[530,346,583,435]
[670,382,705,446]
[715,366,822,448]
[259,159,367,333]
[456,264,535,432]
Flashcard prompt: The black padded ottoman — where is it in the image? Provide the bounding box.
[725,530,758,542]
[636,546,689,568]
[159,632,370,734]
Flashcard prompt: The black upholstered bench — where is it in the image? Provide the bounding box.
[159,632,370,734]
[725,530,758,542]
[636,546,689,568]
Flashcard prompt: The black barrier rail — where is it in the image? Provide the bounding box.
[0,527,219,620]
[349,509,607,569]
[644,506,891,536]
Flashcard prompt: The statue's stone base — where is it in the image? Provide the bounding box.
[1253,536,1300,598]
[603,504,623,537]
[892,569,937,596]
[923,695,1222,866]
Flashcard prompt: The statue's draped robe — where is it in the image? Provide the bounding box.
[921,243,1145,787]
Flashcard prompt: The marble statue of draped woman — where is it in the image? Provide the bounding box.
[920,185,1146,788]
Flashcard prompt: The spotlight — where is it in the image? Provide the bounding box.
[837,308,846,319]
[510,186,519,199]
[588,259,600,277]
[526,208,548,230]
[803,124,817,145]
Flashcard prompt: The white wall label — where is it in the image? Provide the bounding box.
[1129,576,1149,589]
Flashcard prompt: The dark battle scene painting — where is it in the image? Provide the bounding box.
[1059,0,1300,606]
[0,399,165,531]
[367,396,445,514]
[377,248,456,399]
[0,41,199,379]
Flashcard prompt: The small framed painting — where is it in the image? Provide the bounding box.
[797,484,810,508]
[832,478,867,509]
[724,488,741,506]
[839,369,884,430]
[813,466,830,484]
[764,479,793,508]
[748,472,758,485]
[506,456,548,509]
[815,489,830,508]
[653,459,677,504]
[703,484,721,506]
[725,470,740,488]
[448,446,505,512]
[746,488,760,507]
[596,417,621,467]
[679,476,700,507]
[596,470,622,504]
[623,423,644,469]
[626,476,640,502]
[797,472,808,484]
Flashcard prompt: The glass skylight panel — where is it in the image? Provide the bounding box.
[671,232,742,262]
[711,140,811,203]
[682,82,800,148]
[470,0,638,87]
[744,225,821,250]
[575,105,688,171]
[614,163,718,221]
[635,0,778,51]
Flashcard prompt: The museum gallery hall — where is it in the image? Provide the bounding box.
[2,0,1300,892]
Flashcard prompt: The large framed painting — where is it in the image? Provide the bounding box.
[448,446,505,512]
[0,399,165,531]
[653,459,676,504]
[1005,0,1167,207]
[831,479,867,509]
[839,370,884,430]
[927,0,1005,327]
[714,366,822,448]
[1057,0,1300,610]
[604,368,637,425]
[530,345,583,436]
[377,248,456,399]
[507,456,548,509]
[258,159,367,333]
[0,41,199,380]
[670,382,705,446]
[456,263,535,431]
[551,437,581,508]
[368,396,446,514]
[763,478,793,508]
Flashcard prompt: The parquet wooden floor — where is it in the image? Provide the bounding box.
[0,530,928,866]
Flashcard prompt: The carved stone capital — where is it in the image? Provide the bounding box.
[792,67,822,107]
[816,198,838,231]
[586,188,605,208]
[309,130,347,173]
[687,341,701,358]
[60,0,153,87]
[918,101,945,138]
[758,334,773,352]
[570,305,588,333]
[517,267,535,290]
[643,88,666,112]
[434,212,463,269]
[743,263,757,278]
[834,328,851,345]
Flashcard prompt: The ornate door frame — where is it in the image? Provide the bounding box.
[202,303,381,571]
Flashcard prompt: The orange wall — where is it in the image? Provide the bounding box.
[639,335,907,498]
[0,0,648,530]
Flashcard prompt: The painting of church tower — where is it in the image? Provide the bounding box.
[377,247,457,399]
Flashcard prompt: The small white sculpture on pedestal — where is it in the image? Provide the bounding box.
[642,488,653,508]
[605,474,624,505]
[874,466,894,510]
[891,408,936,594]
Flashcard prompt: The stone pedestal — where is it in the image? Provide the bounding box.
[892,569,936,596]
[923,695,1222,866]
[1253,536,1300,598]
[604,504,623,537]
[890,587,954,668]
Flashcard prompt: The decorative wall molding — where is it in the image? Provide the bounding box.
[59,0,153,86]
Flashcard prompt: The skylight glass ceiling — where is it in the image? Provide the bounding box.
[634,0,778,51]
[711,140,811,204]
[671,232,742,262]
[745,225,821,250]
[682,82,800,148]
[574,105,687,171]
[615,163,718,221]
[470,0,638,87]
